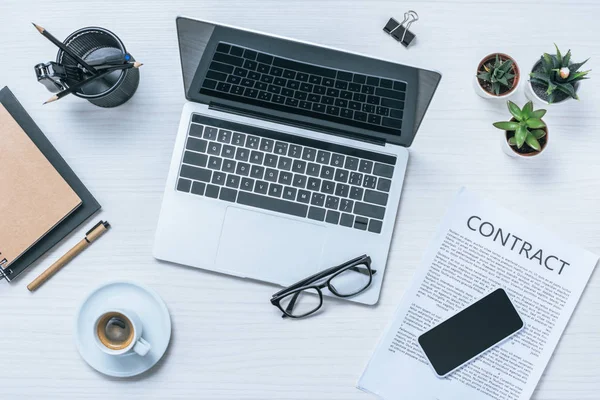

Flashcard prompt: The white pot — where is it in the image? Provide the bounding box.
[525,60,578,106]
[524,78,552,106]
[474,53,520,101]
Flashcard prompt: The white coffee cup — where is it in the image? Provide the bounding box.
[93,309,151,357]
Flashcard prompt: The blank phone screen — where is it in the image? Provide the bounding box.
[418,289,524,377]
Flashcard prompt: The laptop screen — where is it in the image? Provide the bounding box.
[176,17,441,148]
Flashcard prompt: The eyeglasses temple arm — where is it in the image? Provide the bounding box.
[349,266,376,276]
[273,255,369,297]
[282,291,301,318]
[273,267,337,297]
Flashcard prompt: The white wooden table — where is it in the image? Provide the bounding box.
[1,1,599,399]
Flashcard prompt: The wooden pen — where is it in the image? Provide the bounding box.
[27,221,110,292]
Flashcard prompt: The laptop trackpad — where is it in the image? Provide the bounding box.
[216,207,326,285]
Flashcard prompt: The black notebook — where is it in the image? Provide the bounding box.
[0,87,101,282]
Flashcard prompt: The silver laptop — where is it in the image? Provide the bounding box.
[154,17,441,305]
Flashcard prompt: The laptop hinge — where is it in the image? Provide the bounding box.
[208,102,387,147]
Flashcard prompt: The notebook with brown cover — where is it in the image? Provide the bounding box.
[0,104,82,269]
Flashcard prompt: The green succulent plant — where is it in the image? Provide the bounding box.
[493,101,547,152]
[477,55,516,95]
[530,44,591,103]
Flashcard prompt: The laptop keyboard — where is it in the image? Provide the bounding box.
[200,42,406,137]
[176,114,397,234]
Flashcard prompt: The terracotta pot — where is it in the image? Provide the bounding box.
[474,53,521,100]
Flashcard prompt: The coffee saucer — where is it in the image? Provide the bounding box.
[75,281,172,378]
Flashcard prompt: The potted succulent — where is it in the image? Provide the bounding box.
[474,53,520,99]
[525,44,591,105]
[493,101,548,158]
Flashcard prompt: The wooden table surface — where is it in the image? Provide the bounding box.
[0,1,599,399]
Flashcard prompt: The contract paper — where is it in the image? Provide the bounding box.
[358,188,598,400]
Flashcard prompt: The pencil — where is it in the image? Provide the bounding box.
[43,62,143,104]
[32,23,99,74]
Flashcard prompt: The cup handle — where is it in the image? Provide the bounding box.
[133,337,151,356]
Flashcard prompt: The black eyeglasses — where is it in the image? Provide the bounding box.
[270,255,375,319]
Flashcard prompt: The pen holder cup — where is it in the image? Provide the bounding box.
[57,27,139,108]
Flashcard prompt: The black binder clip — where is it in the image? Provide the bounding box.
[383,10,419,48]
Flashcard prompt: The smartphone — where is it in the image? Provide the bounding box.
[417,288,524,378]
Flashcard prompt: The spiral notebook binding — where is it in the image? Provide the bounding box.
[0,256,10,281]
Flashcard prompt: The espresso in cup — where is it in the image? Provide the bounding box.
[93,309,152,356]
[96,311,135,350]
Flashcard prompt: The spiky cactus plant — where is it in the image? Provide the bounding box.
[530,44,591,103]
[477,55,516,96]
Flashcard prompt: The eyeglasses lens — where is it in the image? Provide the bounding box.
[279,287,321,317]
[329,263,371,296]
